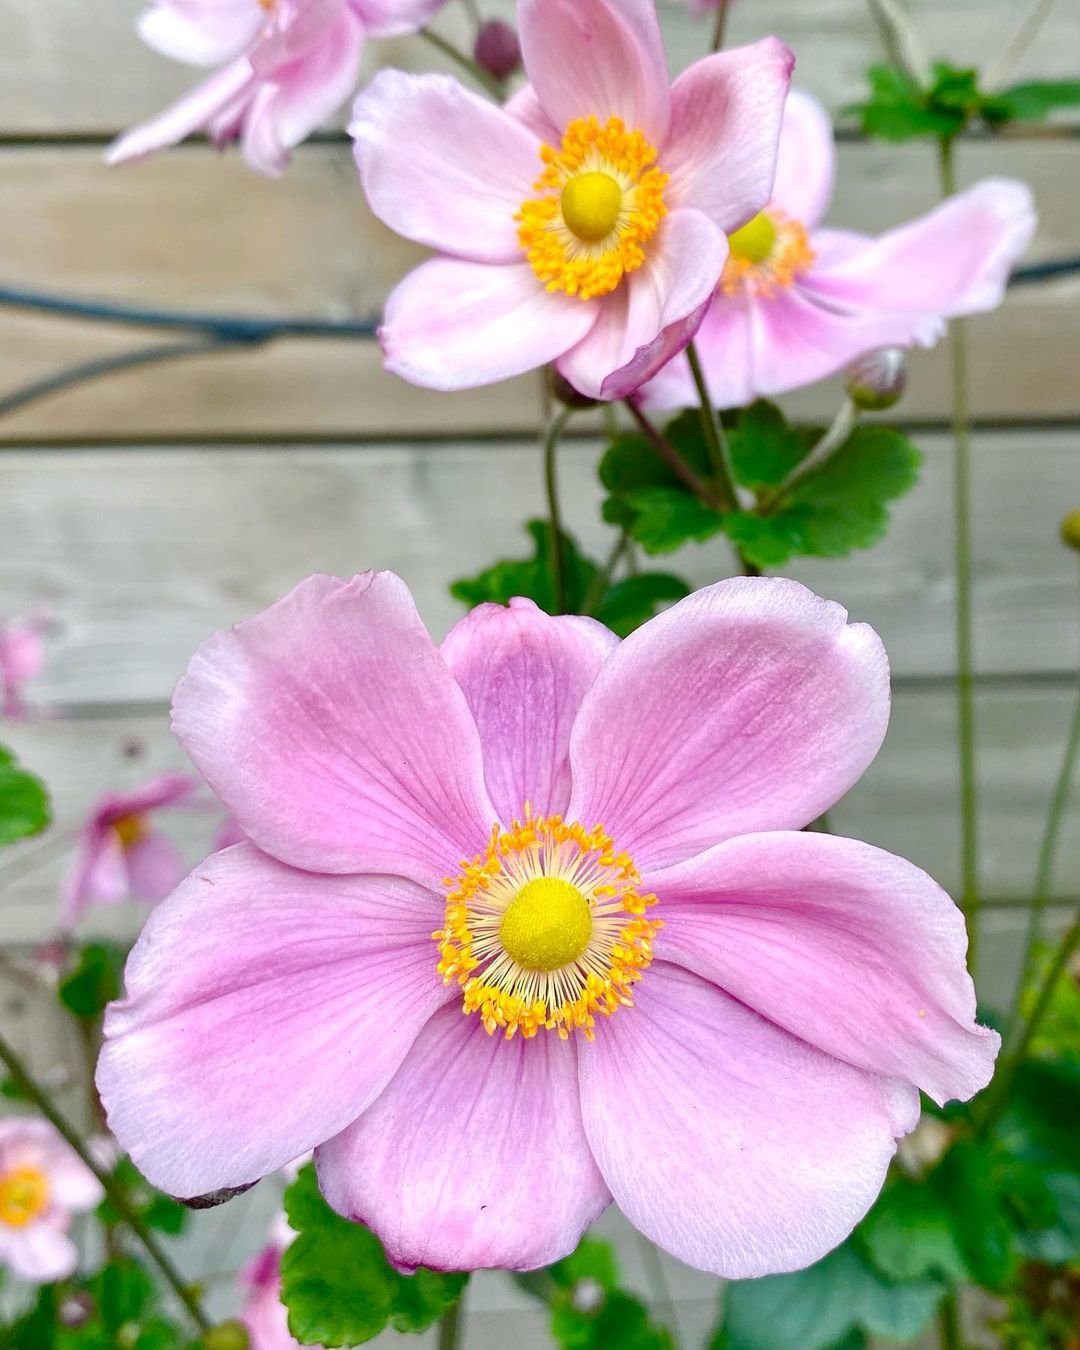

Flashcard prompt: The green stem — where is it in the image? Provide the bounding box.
[544,406,573,615]
[709,0,732,52]
[685,340,738,513]
[758,397,857,514]
[438,1298,463,1350]
[419,28,503,98]
[624,400,723,509]
[937,1290,963,1350]
[939,135,981,971]
[0,1031,212,1336]
[583,530,630,615]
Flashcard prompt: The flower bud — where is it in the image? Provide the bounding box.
[58,1292,95,1329]
[547,367,598,411]
[1061,509,1080,553]
[845,347,908,411]
[474,20,521,82]
[202,1320,250,1350]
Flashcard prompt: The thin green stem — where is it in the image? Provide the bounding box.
[624,400,723,509]
[758,397,857,513]
[459,0,483,33]
[685,340,738,513]
[438,1298,463,1350]
[939,136,981,971]
[544,406,573,615]
[985,0,1058,87]
[583,530,631,615]
[0,1031,212,1336]
[419,27,503,98]
[709,0,732,52]
[937,1290,963,1350]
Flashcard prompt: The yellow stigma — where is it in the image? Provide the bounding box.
[728,211,777,265]
[112,812,146,851]
[517,116,668,301]
[436,809,661,1040]
[500,877,593,971]
[0,1166,50,1228]
[722,208,816,298]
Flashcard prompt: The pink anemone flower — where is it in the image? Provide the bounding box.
[0,618,47,722]
[241,1212,322,1350]
[0,1117,103,1283]
[62,773,198,929]
[97,573,997,1278]
[107,0,448,176]
[644,89,1037,409]
[350,0,793,399]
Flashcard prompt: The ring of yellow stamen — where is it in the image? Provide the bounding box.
[722,209,816,297]
[435,810,661,1041]
[517,116,668,301]
[0,1166,51,1228]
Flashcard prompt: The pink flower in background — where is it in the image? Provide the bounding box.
[351,0,792,399]
[241,1217,323,1350]
[644,89,1036,409]
[99,573,996,1278]
[107,0,448,176]
[0,618,46,722]
[0,1117,103,1283]
[62,774,198,929]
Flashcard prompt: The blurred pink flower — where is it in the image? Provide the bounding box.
[62,774,198,929]
[350,0,792,399]
[0,618,46,722]
[241,1221,323,1350]
[99,573,996,1278]
[0,1117,103,1284]
[107,0,448,176]
[644,89,1037,408]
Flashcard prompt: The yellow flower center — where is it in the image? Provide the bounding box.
[112,812,146,851]
[722,209,816,297]
[436,809,661,1040]
[517,116,668,302]
[0,1166,50,1228]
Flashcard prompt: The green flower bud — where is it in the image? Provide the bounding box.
[845,347,908,411]
[1061,509,1080,553]
[202,1320,250,1350]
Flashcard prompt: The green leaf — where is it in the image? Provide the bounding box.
[846,63,965,142]
[727,400,809,491]
[89,1258,157,1330]
[450,519,599,615]
[592,573,691,638]
[281,1165,466,1347]
[58,941,127,1020]
[0,1284,57,1350]
[931,1138,1017,1290]
[97,1157,189,1237]
[622,486,726,555]
[857,1177,969,1283]
[545,1239,673,1350]
[989,79,1080,123]
[0,743,51,846]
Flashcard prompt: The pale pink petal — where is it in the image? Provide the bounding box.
[2,1223,79,1284]
[61,828,129,928]
[39,1145,104,1212]
[557,208,727,401]
[518,0,671,144]
[578,962,918,1277]
[138,0,263,66]
[381,260,599,392]
[124,833,187,903]
[105,772,199,820]
[807,179,1036,320]
[652,831,998,1105]
[351,71,542,264]
[171,572,495,890]
[242,1248,306,1350]
[504,83,561,143]
[105,58,255,165]
[771,89,836,230]
[639,293,754,410]
[440,599,617,823]
[663,39,794,231]
[566,577,889,872]
[98,844,450,1199]
[0,623,45,686]
[355,0,450,40]
[317,1006,609,1271]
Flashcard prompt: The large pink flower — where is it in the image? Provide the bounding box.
[644,89,1037,408]
[0,1116,103,1283]
[107,0,448,176]
[97,574,996,1278]
[0,618,46,722]
[350,0,793,399]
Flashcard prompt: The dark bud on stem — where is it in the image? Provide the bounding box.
[474,20,522,81]
[845,347,908,411]
[58,1292,95,1329]
[1060,509,1080,553]
[202,1320,250,1350]
[547,367,598,410]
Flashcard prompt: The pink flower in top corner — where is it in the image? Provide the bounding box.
[107,0,449,176]
[350,0,793,399]
[0,1116,103,1284]
[0,618,47,722]
[98,572,997,1279]
[644,89,1037,409]
[62,774,198,929]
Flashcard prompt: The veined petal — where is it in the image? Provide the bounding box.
[566,577,889,872]
[652,831,998,1105]
[105,58,255,165]
[578,962,918,1277]
[171,572,495,889]
[97,845,450,1199]
[771,89,836,230]
[518,0,671,145]
[317,1006,609,1272]
[351,71,543,264]
[381,259,599,392]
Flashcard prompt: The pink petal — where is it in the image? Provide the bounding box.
[380,259,599,392]
[316,1006,609,1271]
[105,58,255,165]
[124,832,187,903]
[138,0,263,66]
[351,71,542,264]
[639,293,754,411]
[0,1224,79,1284]
[171,572,495,890]
[355,0,454,40]
[771,89,836,230]
[807,179,1036,320]
[566,577,889,872]
[652,831,998,1105]
[61,829,129,927]
[504,82,561,143]
[97,844,450,1199]
[104,772,199,820]
[557,208,727,401]
[578,962,918,1277]
[440,598,617,823]
[663,39,794,231]
[518,0,671,145]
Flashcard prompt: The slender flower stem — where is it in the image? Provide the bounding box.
[686,340,739,512]
[0,1032,213,1336]
[985,0,1058,87]
[709,0,732,52]
[438,1298,463,1350]
[583,530,631,616]
[544,406,574,614]
[459,0,483,33]
[865,0,931,84]
[939,135,981,970]
[758,397,857,513]
[624,400,724,509]
[419,27,503,98]
[937,1290,963,1350]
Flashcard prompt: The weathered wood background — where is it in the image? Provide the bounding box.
[1,0,1078,1343]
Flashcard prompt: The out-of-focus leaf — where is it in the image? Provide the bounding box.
[986,79,1080,124]
[544,1238,673,1350]
[592,573,691,637]
[97,1156,189,1237]
[450,519,599,615]
[58,941,127,1020]
[857,1177,969,1282]
[932,1138,1016,1290]
[0,744,51,846]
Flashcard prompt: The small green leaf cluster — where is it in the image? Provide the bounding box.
[58,941,128,1020]
[0,743,51,846]
[96,1157,190,1238]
